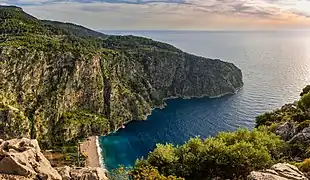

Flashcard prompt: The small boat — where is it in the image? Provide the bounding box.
[122,125,125,128]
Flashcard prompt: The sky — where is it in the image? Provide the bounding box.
[1,0,310,30]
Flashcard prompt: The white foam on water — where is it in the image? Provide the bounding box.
[96,136,106,169]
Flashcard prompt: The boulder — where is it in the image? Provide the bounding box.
[0,138,62,180]
[247,163,308,180]
[56,166,71,180]
[56,166,109,180]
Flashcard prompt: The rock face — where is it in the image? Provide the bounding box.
[0,99,30,139]
[247,163,308,180]
[289,127,310,145]
[56,166,108,180]
[275,121,298,141]
[0,138,62,179]
[0,6,243,147]
[274,121,310,154]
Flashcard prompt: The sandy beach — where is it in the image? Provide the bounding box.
[80,136,101,167]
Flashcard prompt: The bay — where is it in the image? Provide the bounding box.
[99,31,310,170]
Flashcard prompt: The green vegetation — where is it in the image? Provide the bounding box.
[300,85,310,96]
[298,158,310,172]
[300,92,310,110]
[50,110,110,147]
[133,129,284,179]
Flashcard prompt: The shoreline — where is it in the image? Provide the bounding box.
[82,88,242,170]
[96,136,105,168]
[162,87,241,101]
[80,136,102,168]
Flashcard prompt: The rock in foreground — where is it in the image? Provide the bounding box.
[56,166,108,180]
[247,163,308,180]
[0,138,61,179]
[0,138,108,180]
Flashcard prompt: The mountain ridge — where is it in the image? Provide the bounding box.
[0,5,243,163]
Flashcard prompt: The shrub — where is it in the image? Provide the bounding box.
[134,129,285,179]
[131,164,184,180]
[296,158,310,172]
[301,85,310,96]
[299,92,310,110]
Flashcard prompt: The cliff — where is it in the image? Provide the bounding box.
[0,6,243,149]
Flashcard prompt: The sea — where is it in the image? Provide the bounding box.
[98,30,310,170]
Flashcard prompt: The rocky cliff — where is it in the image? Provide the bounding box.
[0,6,243,149]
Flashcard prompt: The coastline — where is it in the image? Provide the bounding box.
[81,88,242,170]
[162,87,241,101]
[96,136,105,168]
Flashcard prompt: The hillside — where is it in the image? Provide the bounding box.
[0,5,243,161]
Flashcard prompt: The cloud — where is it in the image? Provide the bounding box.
[3,0,309,30]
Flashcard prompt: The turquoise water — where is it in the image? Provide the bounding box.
[99,31,310,170]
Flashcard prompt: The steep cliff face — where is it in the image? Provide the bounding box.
[0,6,243,147]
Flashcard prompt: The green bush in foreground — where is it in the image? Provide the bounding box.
[134,128,285,179]
[300,92,310,110]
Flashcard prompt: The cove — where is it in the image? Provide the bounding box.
[99,93,255,170]
[99,30,310,171]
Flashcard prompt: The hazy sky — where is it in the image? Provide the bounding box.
[1,0,310,30]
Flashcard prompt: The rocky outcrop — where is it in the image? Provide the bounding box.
[0,138,109,180]
[289,127,310,145]
[0,138,62,179]
[275,121,298,141]
[56,166,108,180]
[247,163,308,180]
[274,121,310,153]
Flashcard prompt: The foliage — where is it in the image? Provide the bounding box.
[296,158,310,173]
[134,129,284,179]
[301,85,310,96]
[131,164,184,180]
[299,92,310,110]
[52,110,110,146]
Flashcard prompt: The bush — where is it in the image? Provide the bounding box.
[131,164,184,180]
[301,85,310,96]
[134,129,285,179]
[296,158,310,172]
[299,92,310,110]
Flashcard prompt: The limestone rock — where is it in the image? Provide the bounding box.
[0,138,62,180]
[56,166,109,180]
[289,127,310,145]
[275,121,298,141]
[56,166,71,180]
[0,174,32,180]
[247,163,308,180]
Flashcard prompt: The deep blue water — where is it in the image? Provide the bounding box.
[99,31,310,170]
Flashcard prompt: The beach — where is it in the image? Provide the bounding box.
[80,136,101,167]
